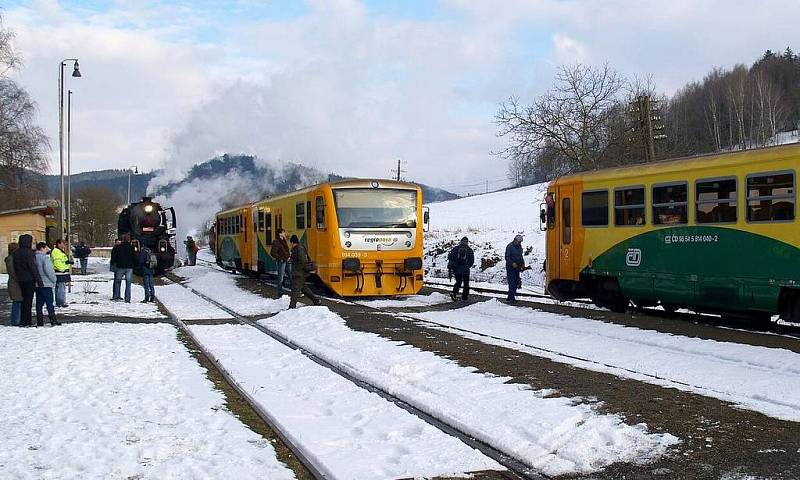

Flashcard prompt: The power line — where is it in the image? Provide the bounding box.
[390,159,407,181]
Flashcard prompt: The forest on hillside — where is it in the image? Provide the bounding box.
[500,48,800,186]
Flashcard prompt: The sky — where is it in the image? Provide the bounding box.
[2,0,799,194]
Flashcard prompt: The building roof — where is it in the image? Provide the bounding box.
[0,205,54,218]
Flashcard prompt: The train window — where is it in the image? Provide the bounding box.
[316,196,326,229]
[562,197,571,244]
[747,172,795,222]
[265,213,273,245]
[257,210,265,232]
[295,202,306,229]
[581,190,608,226]
[614,187,646,226]
[696,178,737,223]
[652,183,688,225]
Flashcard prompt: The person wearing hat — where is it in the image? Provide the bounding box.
[288,234,320,309]
[505,234,526,304]
[447,236,474,301]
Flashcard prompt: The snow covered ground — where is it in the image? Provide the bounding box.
[409,299,800,422]
[424,183,548,288]
[356,291,452,308]
[156,283,233,320]
[260,306,679,476]
[172,265,289,316]
[0,323,296,479]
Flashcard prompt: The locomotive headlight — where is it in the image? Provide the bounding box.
[345,241,352,248]
[144,204,154,213]
[406,232,412,238]
[405,241,412,247]
[344,231,351,238]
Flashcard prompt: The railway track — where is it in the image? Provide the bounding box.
[164,271,546,480]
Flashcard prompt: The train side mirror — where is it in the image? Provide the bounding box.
[423,207,430,232]
[539,204,548,231]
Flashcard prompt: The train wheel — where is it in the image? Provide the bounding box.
[748,312,773,328]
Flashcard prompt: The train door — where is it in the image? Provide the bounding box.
[251,208,259,272]
[559,185,575,281]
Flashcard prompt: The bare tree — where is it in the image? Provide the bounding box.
[496,63,625,177]
[0,14,49,210]
[71,187,121,246]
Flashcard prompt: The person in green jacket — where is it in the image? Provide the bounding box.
[51,239,72,307]
[288,235,320,309]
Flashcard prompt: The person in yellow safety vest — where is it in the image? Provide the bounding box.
[51,239,72,308]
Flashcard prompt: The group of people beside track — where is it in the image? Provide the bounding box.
[109,235,158,304]
[447,234,530,304]
[268,228,320,309]
[4,235,83,327]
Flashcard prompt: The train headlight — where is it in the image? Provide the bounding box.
[405,241,412,247]
[344,231,351,238]
[144,204,154,213]
[345,241,352,248]
[406,232,412,238]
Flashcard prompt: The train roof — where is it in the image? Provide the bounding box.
[215,179,420,216]
[551,142,800,186]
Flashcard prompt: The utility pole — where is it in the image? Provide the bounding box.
[630,95,666,162]
[390,159,407,181]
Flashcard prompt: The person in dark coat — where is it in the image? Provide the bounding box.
[184,236,198,266]
[136,247,156,303]
[447,236,475,301]
[12,234,42,327]
[111,235,136,303]
[270,228,291,298]
[109,238,122,299]
[5,243,23,326]
[288,234,320,309]
[505,234,526,304]
[72,240,91,275]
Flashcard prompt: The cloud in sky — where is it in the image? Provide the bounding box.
[3,0,799,191]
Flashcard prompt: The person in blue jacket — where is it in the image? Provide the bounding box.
[447,236,475,301]
[505,235,526,304]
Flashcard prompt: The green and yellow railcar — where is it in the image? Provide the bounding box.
[215,179,428,297]
[545,143,800,322]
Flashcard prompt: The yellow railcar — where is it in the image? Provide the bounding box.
[215,179,429,297]
[544,143,800,322]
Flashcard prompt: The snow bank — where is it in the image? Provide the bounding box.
[0,323,295,479]
[356,292,452,308]
[172,265,288,316]
[412,299,800,421]
[190,324,503,479]
[260,306,678,476]
[424,183,548,287]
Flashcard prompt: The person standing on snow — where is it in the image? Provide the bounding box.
[109,238,122,300]
[447,236,475,301]
[270,228,291,298]
[34,242,60,326]
[51,238,72,307]
[137,246,156,303]
[288,234,320,309]
[72,240,91,275]
[111,235,136,303]
[505,234,527,304]
[12,234,42,327]
[184,236,198,266]
[5,243,23,326]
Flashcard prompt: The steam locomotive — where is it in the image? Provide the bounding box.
[118,197,177,275]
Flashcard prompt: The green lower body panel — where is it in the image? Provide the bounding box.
[585,226,798,313]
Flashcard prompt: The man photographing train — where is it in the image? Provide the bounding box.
[505,234,530,304]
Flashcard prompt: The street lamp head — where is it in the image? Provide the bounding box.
[71,60,81,78]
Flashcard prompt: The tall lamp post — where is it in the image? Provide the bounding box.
[59,58,81,242]
[127,165,139,205]
[67,89,73,253]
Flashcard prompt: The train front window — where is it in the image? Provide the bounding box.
[614,187,646,226]
[652,183,688,225]
[333,188,417,228]
[747,172,795,222]
[697,178,737,223]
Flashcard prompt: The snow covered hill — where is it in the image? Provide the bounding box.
[424,183,548,290]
